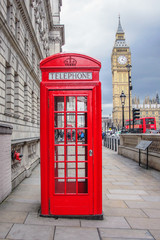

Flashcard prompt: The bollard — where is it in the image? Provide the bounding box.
[112,138,114,150]
[115,138,117,151]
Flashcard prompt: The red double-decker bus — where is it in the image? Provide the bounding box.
[125,117,156,133]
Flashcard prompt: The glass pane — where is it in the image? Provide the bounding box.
[54,113,64,128]
[66,162,76,178]
[66,179,76,193]
[66,113,75,128]
[67,146,76,161]
[77,129,87,144]
[54,96,64,111]
[54,146,64,161]
[78,162,88,178]
[55,129,64,144]
[55,179,65,193]
[78,146,87,161]
[54,162,65,178]
[66,129,76,144]
[77,96,87,111]
[77,113,87,127]
[66,97,75,111]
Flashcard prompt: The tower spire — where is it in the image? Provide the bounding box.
[114,16,128,48]
[117,15,124,33]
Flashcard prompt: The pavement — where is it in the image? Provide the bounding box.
[1,146,160,240]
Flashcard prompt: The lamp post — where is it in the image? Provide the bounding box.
[126,64,132,132]
[120,91,126,132]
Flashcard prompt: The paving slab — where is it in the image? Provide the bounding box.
[103,200,128,208]
[0,210,27,223]
[7,224,54,240]
[99,228,154,239]
[25,212,80,227]
[126,217,160,230]
[101,238,153,240]
[0,223,13,239]
[149,230,160,240]
[54,226,100,240]
[108,189,148,195]
[103,207,147,217]
[141,195,160,202]
[143,209,160,218]
[125,200,160,209]
[0,201,40,212]
[81,216,130,229]
[106,193,143,200]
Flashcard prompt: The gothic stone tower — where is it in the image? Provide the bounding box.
[111,17,132,129]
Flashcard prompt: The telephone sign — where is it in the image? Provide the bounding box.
[40,53,103,219]
[49,72,92,80]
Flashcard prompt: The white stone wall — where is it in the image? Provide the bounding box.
[0,125,12,203]
[0,0,64,189]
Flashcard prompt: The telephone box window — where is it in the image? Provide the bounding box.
[77,96,87,111]
[66,96,76,111]
[54,96,64,111]
[54,113,64,128]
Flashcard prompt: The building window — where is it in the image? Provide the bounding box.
[14,73,20,118]
[25,32,29,57]
[7,0,12,28]
[31,91,37,123]
[32,50,35,70]
[37,97,40,125]
[24,83,29,121]
[15,12,20,39]
[5,64,14,115]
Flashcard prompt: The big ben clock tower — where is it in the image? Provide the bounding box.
[111,17,132,130]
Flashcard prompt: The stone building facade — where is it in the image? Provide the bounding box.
[133,94,160,129]
[111,17,132,130]
[0,0,64,201]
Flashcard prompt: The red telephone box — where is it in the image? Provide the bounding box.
[40,53,102,219]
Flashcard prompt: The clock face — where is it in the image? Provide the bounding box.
[118,55,127,65]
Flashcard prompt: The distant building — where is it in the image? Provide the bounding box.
[132,93,160,129]
[0,0,64,202]
[102,116,113,132]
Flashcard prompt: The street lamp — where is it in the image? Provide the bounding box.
[120,91,126,132]
[126,64,132,132]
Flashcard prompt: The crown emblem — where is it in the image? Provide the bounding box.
[64,56,77,66]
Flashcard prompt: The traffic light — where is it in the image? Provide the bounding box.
[133,108,140,121]
[132,108,140,131]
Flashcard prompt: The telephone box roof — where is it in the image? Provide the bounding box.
[40,53,101,69]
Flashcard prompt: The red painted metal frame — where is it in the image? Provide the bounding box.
[40,53,102,217]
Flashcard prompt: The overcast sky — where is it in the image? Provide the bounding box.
[60,0,160,116]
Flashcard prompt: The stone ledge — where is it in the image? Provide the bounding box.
[118,145,160,171]
[11,137,40,146]
[0,123,13,135]
[12,158,40,190]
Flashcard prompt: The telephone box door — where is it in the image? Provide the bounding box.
[49,90,93,215]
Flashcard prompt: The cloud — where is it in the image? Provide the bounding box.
[61,0,160,115]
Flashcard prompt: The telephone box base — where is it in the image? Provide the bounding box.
[39,211,103,220]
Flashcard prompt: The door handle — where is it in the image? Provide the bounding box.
[89,150,93,156]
